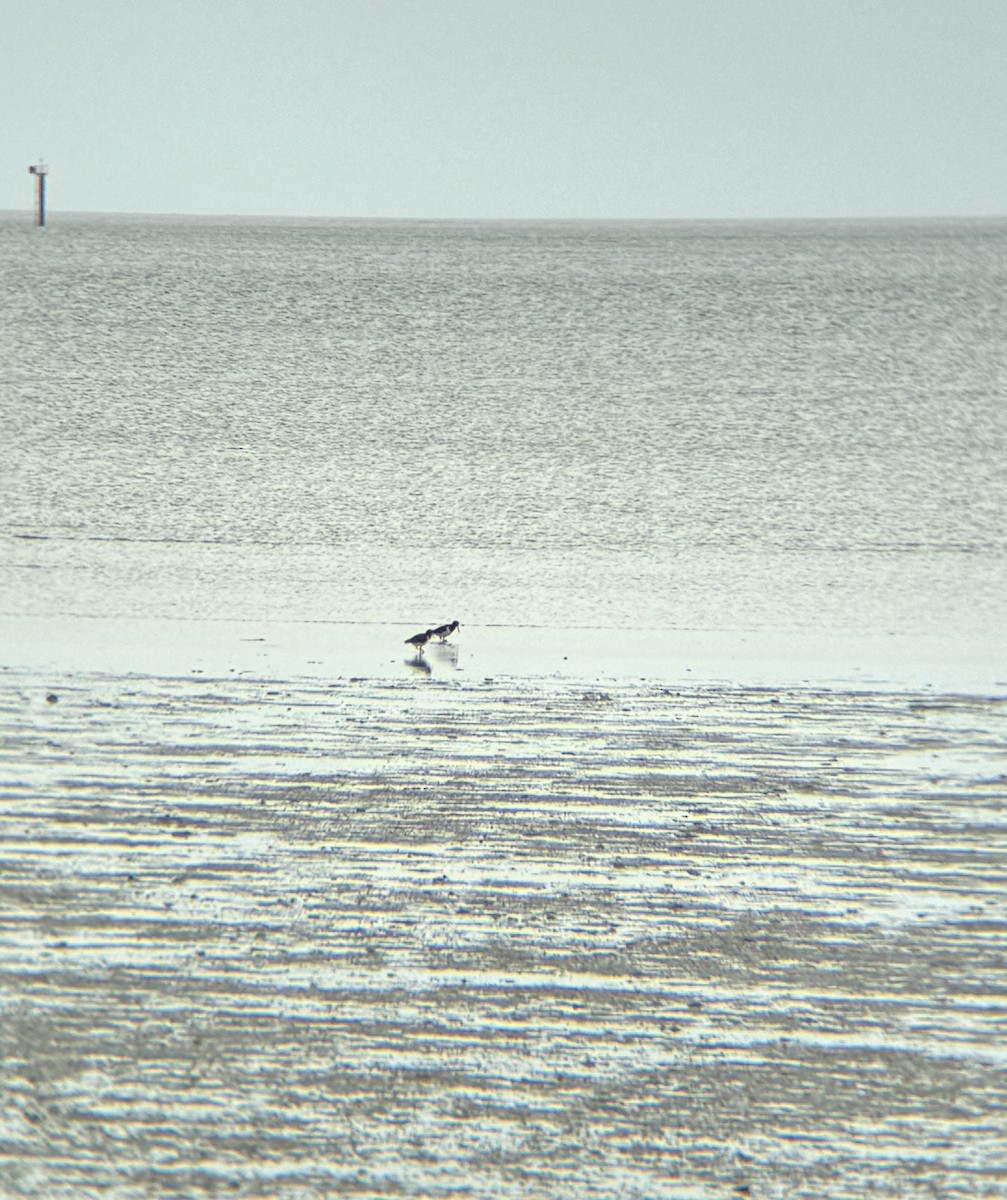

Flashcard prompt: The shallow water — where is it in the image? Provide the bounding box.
[2,669,1005,1197]
[2,214,1006,685]
[2,215,1006,1196]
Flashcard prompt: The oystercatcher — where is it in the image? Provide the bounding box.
[405,629,434,653]
[431,620,460,642]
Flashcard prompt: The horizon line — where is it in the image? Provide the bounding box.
[2,207,1006,225]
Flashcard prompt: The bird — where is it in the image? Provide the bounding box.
[430,620,460,642]
[405,629,435,653]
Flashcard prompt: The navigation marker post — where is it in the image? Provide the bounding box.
[28,161,48,226]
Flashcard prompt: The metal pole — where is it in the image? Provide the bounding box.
[28,162,48,227]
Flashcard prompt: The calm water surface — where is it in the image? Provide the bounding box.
[2,214,1005,676]
[4,216,1006,1200]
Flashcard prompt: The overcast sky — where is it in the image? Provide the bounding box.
[4,0,1005,220]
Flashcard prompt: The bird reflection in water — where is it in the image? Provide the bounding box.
[428,640,459,669]
[405,652,432,676]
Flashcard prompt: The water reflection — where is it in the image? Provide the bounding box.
[403,640,459,677]
[428,642,459,670]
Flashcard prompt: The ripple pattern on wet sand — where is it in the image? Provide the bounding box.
[1,672,1006,1198]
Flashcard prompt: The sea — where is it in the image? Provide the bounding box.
[4,212,1007,1200]
[2,212,1006,688]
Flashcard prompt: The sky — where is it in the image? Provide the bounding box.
[3,0,1006,220]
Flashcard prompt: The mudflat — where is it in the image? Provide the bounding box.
[2,668,1005,1198]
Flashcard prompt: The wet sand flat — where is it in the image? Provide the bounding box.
[1,669,1006,1198]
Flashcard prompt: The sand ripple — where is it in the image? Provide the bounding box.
[1,671,1005,1198]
